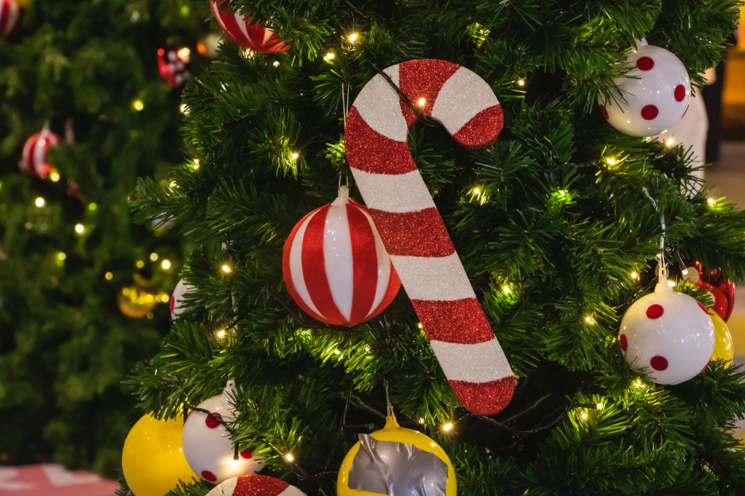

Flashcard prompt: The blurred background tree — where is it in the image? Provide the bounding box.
[0,0,208,475]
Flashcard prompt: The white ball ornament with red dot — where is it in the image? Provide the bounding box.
[182,381,265,484]
[599,40,691,137]
[619,268,715,385]
[170,279,194,319]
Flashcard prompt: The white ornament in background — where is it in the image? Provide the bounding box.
[619,270,715,384]
[170,279,195,319]
[599,40,691,137]
[183,380,264,484]
[655,86,708,185]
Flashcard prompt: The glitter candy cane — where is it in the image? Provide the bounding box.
[345,59,515,415]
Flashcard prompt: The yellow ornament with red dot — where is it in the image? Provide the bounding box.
[710,311,733,366]
[337,416,456,496]
[122,414,198,496]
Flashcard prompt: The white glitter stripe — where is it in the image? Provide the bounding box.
[390,254,475,301]
[353,65,408,142]
[5,2,18,36]
[430,339,511,382]
[432,66,499,136]
[351,169,435,213]
[210,1,228,32]
[235,12,251,44]
[289,211,323,317]
[324,201,353,321]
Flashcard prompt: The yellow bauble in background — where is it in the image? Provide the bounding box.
[710,311,734,366]
[16,0,33,6]
[118,275,160,319]
[123,415,198,496]
[338,416,456,496]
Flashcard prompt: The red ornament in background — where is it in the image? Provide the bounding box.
[0,0,21,38]
[158,46,191,88]
[283,187,401,327]
[21,127,60,179]
[693,261,736,322]
[209,0,290,54]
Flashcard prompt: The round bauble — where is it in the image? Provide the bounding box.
[122,415,198,496]
[338,416,456,496]
[599,42,690,137]
[283,187,401,327]
[209,0,290,54]
[619,278,715,384]
[183,381,264,484]
[158,46,191,88]
[21,128,60,179]
[709,311,733,367]
[691,261,736,322]
[170,279,194,319]
[118,277,159,319]
[0,0,20,37]
[207,475,306,496]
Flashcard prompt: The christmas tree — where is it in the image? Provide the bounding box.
[0,0,204,475]
[126,1,745,494]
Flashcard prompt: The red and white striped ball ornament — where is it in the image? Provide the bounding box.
[183,381,264,484]
[0,0,20,38]
[21,128,60,179]
[619,268,715,385]
[157,46,190,88]
[209,0,289,54]
[207,475,306,496]
[283,187,401,327]
[170,279,194,319]
[599,40,691,137]
[345,59,514,416]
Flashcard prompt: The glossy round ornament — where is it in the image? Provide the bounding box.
[209,0,289,53]
[183,380,264,484]
[170,279,194,319]
[709,311,733,367]
[21,127,60,179]
[338,416,456,496]
[207,475,306,496]
[283,187,401,327]
[122,415,198,496]
[619,274,715,384]
[118,276,159,319]
[599,41,690,137]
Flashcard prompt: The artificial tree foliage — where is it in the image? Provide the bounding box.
[0,0,205,475]
[128,1,745,494]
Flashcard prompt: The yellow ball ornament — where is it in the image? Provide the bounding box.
[710,311,733,366]
[338,416,456,496]
[16,0,32,6]
[122,415,198,496]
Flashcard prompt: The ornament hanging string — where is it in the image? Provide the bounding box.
[642,186,667,277]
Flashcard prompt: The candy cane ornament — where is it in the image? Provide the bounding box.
[345,59,514,415]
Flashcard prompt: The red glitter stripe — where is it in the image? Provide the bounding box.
[411,298,495,344]
[218,4,250,47]
[347,202,378,325]
[282,210,326,323]
[0,1,9,36]
[234,475,290,496]
[302,205,348,326]
[346,107,418,175]
[449,376,515,415]
[452,105,504,148]
[398,60,460,118]
[368,208,454,257]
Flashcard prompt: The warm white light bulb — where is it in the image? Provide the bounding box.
[150,253,159,261]
[285,453,295,462]
[606,157,618,166]
[161,259,171,270]
[50,172,60,182]
[707,198,716,206]
[216,329,227,339]
[665,137,675,147]
[348,32,359,43]
[291,152,300,161]
[585,316,595,325]
[35,197,45,208]
[417,97,426,107]
[517,78,525,87]
[75,223,85,234]
[580,412,588,420]
[222,264,232,273]
[442,422,454,432]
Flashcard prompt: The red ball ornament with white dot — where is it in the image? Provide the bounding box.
[283,187,401,327]
[619,270,714,385]
[209,0,290,54]
[599,41,691,137]
[157,46,191,88]
[171,279,194,319]
[183,381,264,484]
[21,127,60,179]
[207,475,306,496]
